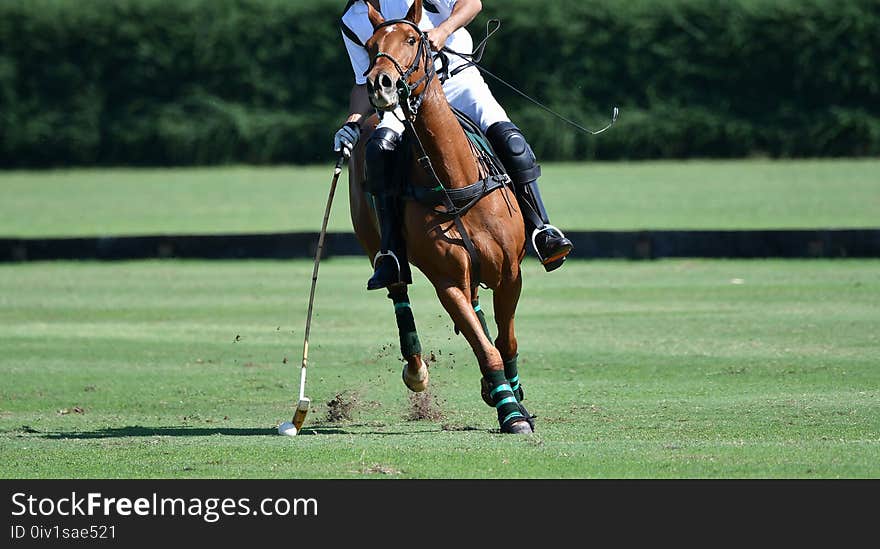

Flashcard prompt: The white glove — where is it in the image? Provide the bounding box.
[333,122,360,158]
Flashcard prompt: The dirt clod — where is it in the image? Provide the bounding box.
[57,406,85,415]
[406,392,445,422]
[325,391,360,423]
[363,464,402,475]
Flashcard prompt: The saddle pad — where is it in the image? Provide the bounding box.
[450,107,506,175]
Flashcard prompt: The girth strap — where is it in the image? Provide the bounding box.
[408,174,508,216]
[407,173,508,291]
[411,153,485,292]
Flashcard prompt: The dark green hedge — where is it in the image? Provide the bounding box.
[1,0,878,166]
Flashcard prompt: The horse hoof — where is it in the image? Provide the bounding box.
[501,419,533,435]
[402,359,429,393]
[518,403,536,431]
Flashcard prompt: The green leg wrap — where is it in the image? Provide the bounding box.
[390,292,421,358]
[484,370,525,427]
[473,301,491,340]
[503,354,524,401]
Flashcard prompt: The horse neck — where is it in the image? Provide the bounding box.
[410,79,480,189]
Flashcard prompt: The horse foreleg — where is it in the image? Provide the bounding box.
[388,284,428,392]
[435,283,532,434]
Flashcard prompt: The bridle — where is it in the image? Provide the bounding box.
[364,19,438,116]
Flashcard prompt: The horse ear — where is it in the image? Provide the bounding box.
[366,1,385,29]
[404,0,423,24]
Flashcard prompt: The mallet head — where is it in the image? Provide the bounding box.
[292,397,311,431]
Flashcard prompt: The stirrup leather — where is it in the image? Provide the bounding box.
[530,224,567,263]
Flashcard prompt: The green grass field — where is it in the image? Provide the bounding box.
[1,158,878,237]
[2,158,878,478]
[1,258,878,478]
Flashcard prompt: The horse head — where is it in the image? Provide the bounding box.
[363,0,431,112]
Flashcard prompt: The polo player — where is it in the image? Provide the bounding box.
[334,0,573,290]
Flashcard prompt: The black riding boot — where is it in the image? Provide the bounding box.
[486,121,572,271]
[365,127,411,290]
[367,193,409,290]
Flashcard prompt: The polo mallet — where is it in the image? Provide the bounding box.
[279,154,345,436]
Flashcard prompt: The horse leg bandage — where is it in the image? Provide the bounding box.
[472,301,492,341]
[390,292,421,359]
[484,370,525,428]
[503,354,523,402]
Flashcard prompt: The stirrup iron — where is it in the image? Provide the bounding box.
[372,250,402,277]
[530,224,566,263]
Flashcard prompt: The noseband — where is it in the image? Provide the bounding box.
[365,19,438,116]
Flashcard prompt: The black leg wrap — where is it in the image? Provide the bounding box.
[473,300,492,341]
[389,290,421,358]
[484,370,532,434]
[365,127,411,289]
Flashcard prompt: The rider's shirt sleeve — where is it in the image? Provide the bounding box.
[342,30,370,85]
[430,0,457,13]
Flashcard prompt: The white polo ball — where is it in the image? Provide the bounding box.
[278,421,298,436]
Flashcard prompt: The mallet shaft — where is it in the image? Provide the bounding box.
[299,156,344,401]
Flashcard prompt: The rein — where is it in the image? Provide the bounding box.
[442,19,620,136]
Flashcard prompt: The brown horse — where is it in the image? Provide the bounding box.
[347,0,533,434]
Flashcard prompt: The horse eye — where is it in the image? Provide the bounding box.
[407,37,417,45]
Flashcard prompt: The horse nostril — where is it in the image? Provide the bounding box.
[379,74,393,90]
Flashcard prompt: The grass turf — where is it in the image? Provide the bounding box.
[1,258,878,478]
[1,158,878,237]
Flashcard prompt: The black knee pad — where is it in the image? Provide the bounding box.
[365,127,402,196]
[486,121,542,186]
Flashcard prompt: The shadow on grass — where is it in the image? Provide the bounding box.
[39,425,351,439]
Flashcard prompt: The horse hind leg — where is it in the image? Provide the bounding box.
[472,297,499,408]
[388,285,429,392]
[434,283,532,434]
[491,271,535,430]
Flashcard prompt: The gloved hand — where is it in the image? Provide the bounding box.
[333,122,361,159]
